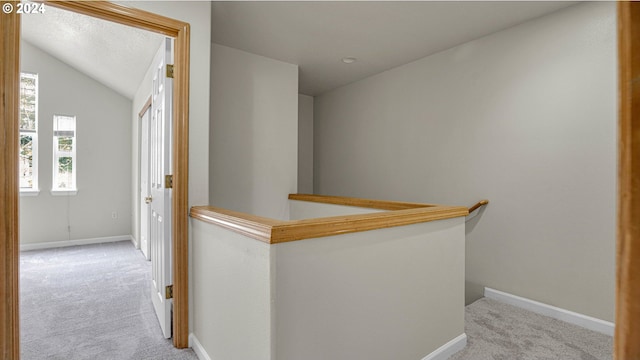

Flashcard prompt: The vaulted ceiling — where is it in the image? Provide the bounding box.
[21,4,164,100]
[21,1,578,99]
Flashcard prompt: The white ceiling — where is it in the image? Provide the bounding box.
[21,2,578,100]
[21,4,164,100]
[212,1,578,96]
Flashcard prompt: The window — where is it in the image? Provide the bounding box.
[19,73,38,193]
[52,115,77,192]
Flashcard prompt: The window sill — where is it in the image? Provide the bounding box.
[51,189,78,196]
[20,189,40,197]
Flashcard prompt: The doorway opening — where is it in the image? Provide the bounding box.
[1,2,191,357]
[19,8,176,352]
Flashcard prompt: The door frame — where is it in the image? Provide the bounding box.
[616,2,640,359]
[0,1,191,356]
[139,96,152,259]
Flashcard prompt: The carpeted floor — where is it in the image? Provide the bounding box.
[450,297,613,360]
[20,241,613,360]
[20,241,198,360]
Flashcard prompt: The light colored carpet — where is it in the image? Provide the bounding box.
[20,241,613,360]
[450,298,613,360]
[20,241,198,360]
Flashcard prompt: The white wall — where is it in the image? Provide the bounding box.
[20,41,132,245]
[298,94,314,194]
[273,217,465,360]
[314,2,616,321]
[191,220,273,360]
[210,44,298,220]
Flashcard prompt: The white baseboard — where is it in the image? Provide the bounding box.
[188,330,463,360]
[189,333,212,360]
[130,235,140,249]
[421,333,467,360]
[20,235,133,251]
[187,330,465,360]
[484,287,614,336]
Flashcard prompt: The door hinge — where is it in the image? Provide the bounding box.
[165,285,174,299]
[166,64,174,78]
[165,174,173,189]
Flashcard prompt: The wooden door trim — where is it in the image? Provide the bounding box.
[0,1,191,355]
[0,4,22,359]
[616,2,640,359]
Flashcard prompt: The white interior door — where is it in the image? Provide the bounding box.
[140,106,151,260]
[150,38,173,339]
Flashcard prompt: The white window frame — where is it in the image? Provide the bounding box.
[52,115,77,195]
[19,72,39,195]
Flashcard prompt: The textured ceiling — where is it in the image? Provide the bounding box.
[212,1,578,96]
[21,4,164,100]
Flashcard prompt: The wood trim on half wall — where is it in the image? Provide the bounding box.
[0,1,191,356]
[616,2,640,359]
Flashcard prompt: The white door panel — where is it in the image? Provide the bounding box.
[140,107,151,260]
[150,38,173,339]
